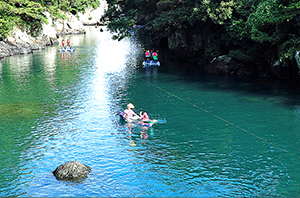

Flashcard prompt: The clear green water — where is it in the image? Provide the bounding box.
[1,27,300,197]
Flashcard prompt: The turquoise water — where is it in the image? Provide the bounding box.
[1,27,300,197]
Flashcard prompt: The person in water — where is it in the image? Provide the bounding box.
[140,112,151,139]
[124,103,141,122]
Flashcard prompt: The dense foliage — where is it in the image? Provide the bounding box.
[102,0,300,69]
[0,0,100,38]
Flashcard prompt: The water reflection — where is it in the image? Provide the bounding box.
[145,67,158,80]
[0,61,2,77]
[44,48,58,87]
[8,54,31,83]
[61,51,73,64]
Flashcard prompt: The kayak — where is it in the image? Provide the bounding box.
[58,48,75,52]
[143,60,160,67]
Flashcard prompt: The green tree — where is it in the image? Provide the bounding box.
[0,0,100,39]
[0,0,47,37]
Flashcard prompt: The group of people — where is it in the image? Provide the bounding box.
[123,103,151,124]
[123,103,153,139]
[61,39,72,50]
[145,50,159,61]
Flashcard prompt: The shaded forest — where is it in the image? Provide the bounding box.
[102,0,300,84]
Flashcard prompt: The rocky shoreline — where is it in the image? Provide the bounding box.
[0,0,107,60]
[0,13,86,59]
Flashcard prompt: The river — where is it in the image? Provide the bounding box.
[0,26,300,197]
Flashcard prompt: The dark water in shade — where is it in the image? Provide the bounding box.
[1,26,300,197]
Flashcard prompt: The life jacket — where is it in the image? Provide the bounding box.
[145,51,150,57]
[142,112,150,121]
[67,41,70,45]
[152,52,158,56]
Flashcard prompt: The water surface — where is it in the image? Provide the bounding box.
[0,27,300,197]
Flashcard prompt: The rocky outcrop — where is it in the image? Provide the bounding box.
[0,14,83,59]
[0,2,109,59]
[205,55,250,76]
[54,12,86,35]
[0,27,55,58]
[52,161,91,181]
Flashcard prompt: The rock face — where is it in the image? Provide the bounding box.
[0,26,55,59]
[52,161,91,181]
[205,55,250,76]
[54,12,86,35]
[0,16,81,59]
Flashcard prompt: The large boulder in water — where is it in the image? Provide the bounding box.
[52,161,91,181]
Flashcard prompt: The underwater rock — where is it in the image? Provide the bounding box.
[52,161,91,181]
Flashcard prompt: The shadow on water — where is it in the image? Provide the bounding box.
[155,51,300,109]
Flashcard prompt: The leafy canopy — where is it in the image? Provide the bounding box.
[0,0,100,38]
[103,0,300,66]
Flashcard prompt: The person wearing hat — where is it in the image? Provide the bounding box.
[124,103,141,122]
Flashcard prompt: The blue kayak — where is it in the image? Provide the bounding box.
[143,60,160,67]
[58,48,75,52]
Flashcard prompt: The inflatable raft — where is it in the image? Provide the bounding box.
[143,60,160,67]
[58,48,75,52]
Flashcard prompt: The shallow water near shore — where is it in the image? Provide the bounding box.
[1,27,300,197]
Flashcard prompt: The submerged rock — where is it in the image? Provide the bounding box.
[52,161,91,181]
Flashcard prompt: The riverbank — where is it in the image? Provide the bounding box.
[0,0,108,60]
[0,12,86,59]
